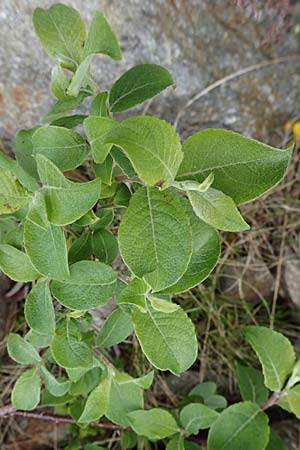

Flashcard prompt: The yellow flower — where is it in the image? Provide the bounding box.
[293,121,300,143]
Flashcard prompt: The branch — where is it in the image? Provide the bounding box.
[261,391,281,411]
[0,405,129,431]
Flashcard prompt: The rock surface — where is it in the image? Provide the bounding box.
[0,0,300,145]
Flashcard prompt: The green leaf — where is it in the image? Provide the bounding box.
[24,193,70,281]
[187,188,249,232]
[84,116,115,163]
[180,403,219,434]
[119,187,192,291]
[148,295,179,313]
[36,154,101,225]
[0,168,30,214]
[68,232,93,264]
[43,92,90,123]
[33,4,86,69]
[92,229,118,264]
[132,304,197,375]
[111,146,136,178]
[114,183,131,207]
[83,11,121,60]
[69,366,102,396]
[78,373,111,423]
[51,319,93,369]
[67,54,94,98]
[0,244,40,282]
[244,326,295,392]
[121,430,138,450]
[177,129,292,205]
[25,329,53,348]
[51,65,69,100]
[109,64,174,112]
[204,395,227,411]
[115,371,154,389]
[93,207,114,230]
[190,382,217,399]
[287,384,300,418]
[265,431,285,450]
[12,368,41,410]
[25,279,55,336]
[207,402,270,450]
[93,154,113,185]
[7,333,41,365]
[51,114,87,129]
[51,260,117,310]
[235,362,269,405]
[127,408,179,440]
[96,307,133,348]
[32,126,89,171]
[162,199,220,294]
[90,92,109,117]
[15,127,40,179]
[106,377,144,426]
[103,117,183,188]
[40,366,70,397]
[117,278,148,311]
[166,434,185,450]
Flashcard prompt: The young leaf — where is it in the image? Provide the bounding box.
[189,382,217,399]
[106,377,144,426]
[116,278,148,311]
[166,434,185,450]
[96,307,133,348]
[36,154,101,225]
[24,193,70,281]
[114,183,131,207]
[83,11,121,60]
[119,187,192,291]
[15,127,40,179]
[180,403,219,434]
[51,320,93,369]
[121,430,138,450]
[25,330,53,348]
[187,188,249,232]
[0,168,30,214]
[67,54,94,97]
[33,4,86,69]
[68,232,93,264]
[51,260,117,310]
[25,279,55,336]
[92,229,118,264]
[162,199,220,294]
[207,402,270,450]
[244,326,295,392]
[177,129,292,205]
[93,154,113,185]
[127,408,179,440]
[109,64,174,112]
[132,304,197,375]
[148,295,179,313]
[40,366,70,397]
[0,244,40,282]
[51,65,70,100]
[51,114,87,129]
[32,126,89,171]
[111,146,136,178]
[78,374,111,423]
[12,368,41,410]
[103,116,183,188]
[84,116,115,163]
[115,371,154,390]
[43,92,90,123]
[287,384,300,418]
[69,366,102,396]
[7,333,41,365]
[204,395,227,411]
[235,362,269,405]
[90,92,109,117]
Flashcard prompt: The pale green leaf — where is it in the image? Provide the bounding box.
[36,154,101,225]
[121,430,138,450]
[69,366,102,396]
[40,366,70,397]
[0,244,40,282]
[177,129,292,205]
[127,408,179,440]
[117,278,148,311]
[68,232,93,264]
[265,431,285,450]
[103,116,183,188]
[106,377,144,426]
[15,127,40,179]
[32,126,89,171]
[244,326,295,392]
[113,183,131,207]
[166,434,185,450]
[42,92,90,123]
[12,368,41,410]
[287,384,300,418]
[180,403,219,434]
[148,295,179,313]
[162,199,220,294]
[0,168,30,214]
[33,4,86,69]
[204,395,227,410]
[51,114,87,129]
[67,54,93,97]
[51,65,69,100]
[84,116,115,163]
[51,320,93,369]
[235,362,269,405]
[25,279,55,336]
[93,154,113,185]
[0,152,38,193]
[132,304,197,375]
[51,260,117,310]
[83,11,121,60]
[119,187,192,291]
[24,193,70,281]
[190,382,217,400]
[207,401,269,450]
[96,307,133,348]
[7,333,41,365]
[115,371,154,389]
[111,146,136,178]
[25,329,53,348]
[78,374,111,423]
[187,188,249,232]
[90,92,109,117]
[109,64,174,112]
[92,229,118,264]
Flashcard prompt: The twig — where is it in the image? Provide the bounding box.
[174,55,300,129]
[261,391,281,411]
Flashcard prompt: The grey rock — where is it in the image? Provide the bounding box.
[0,0,300,144]
[284,247,300,307]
